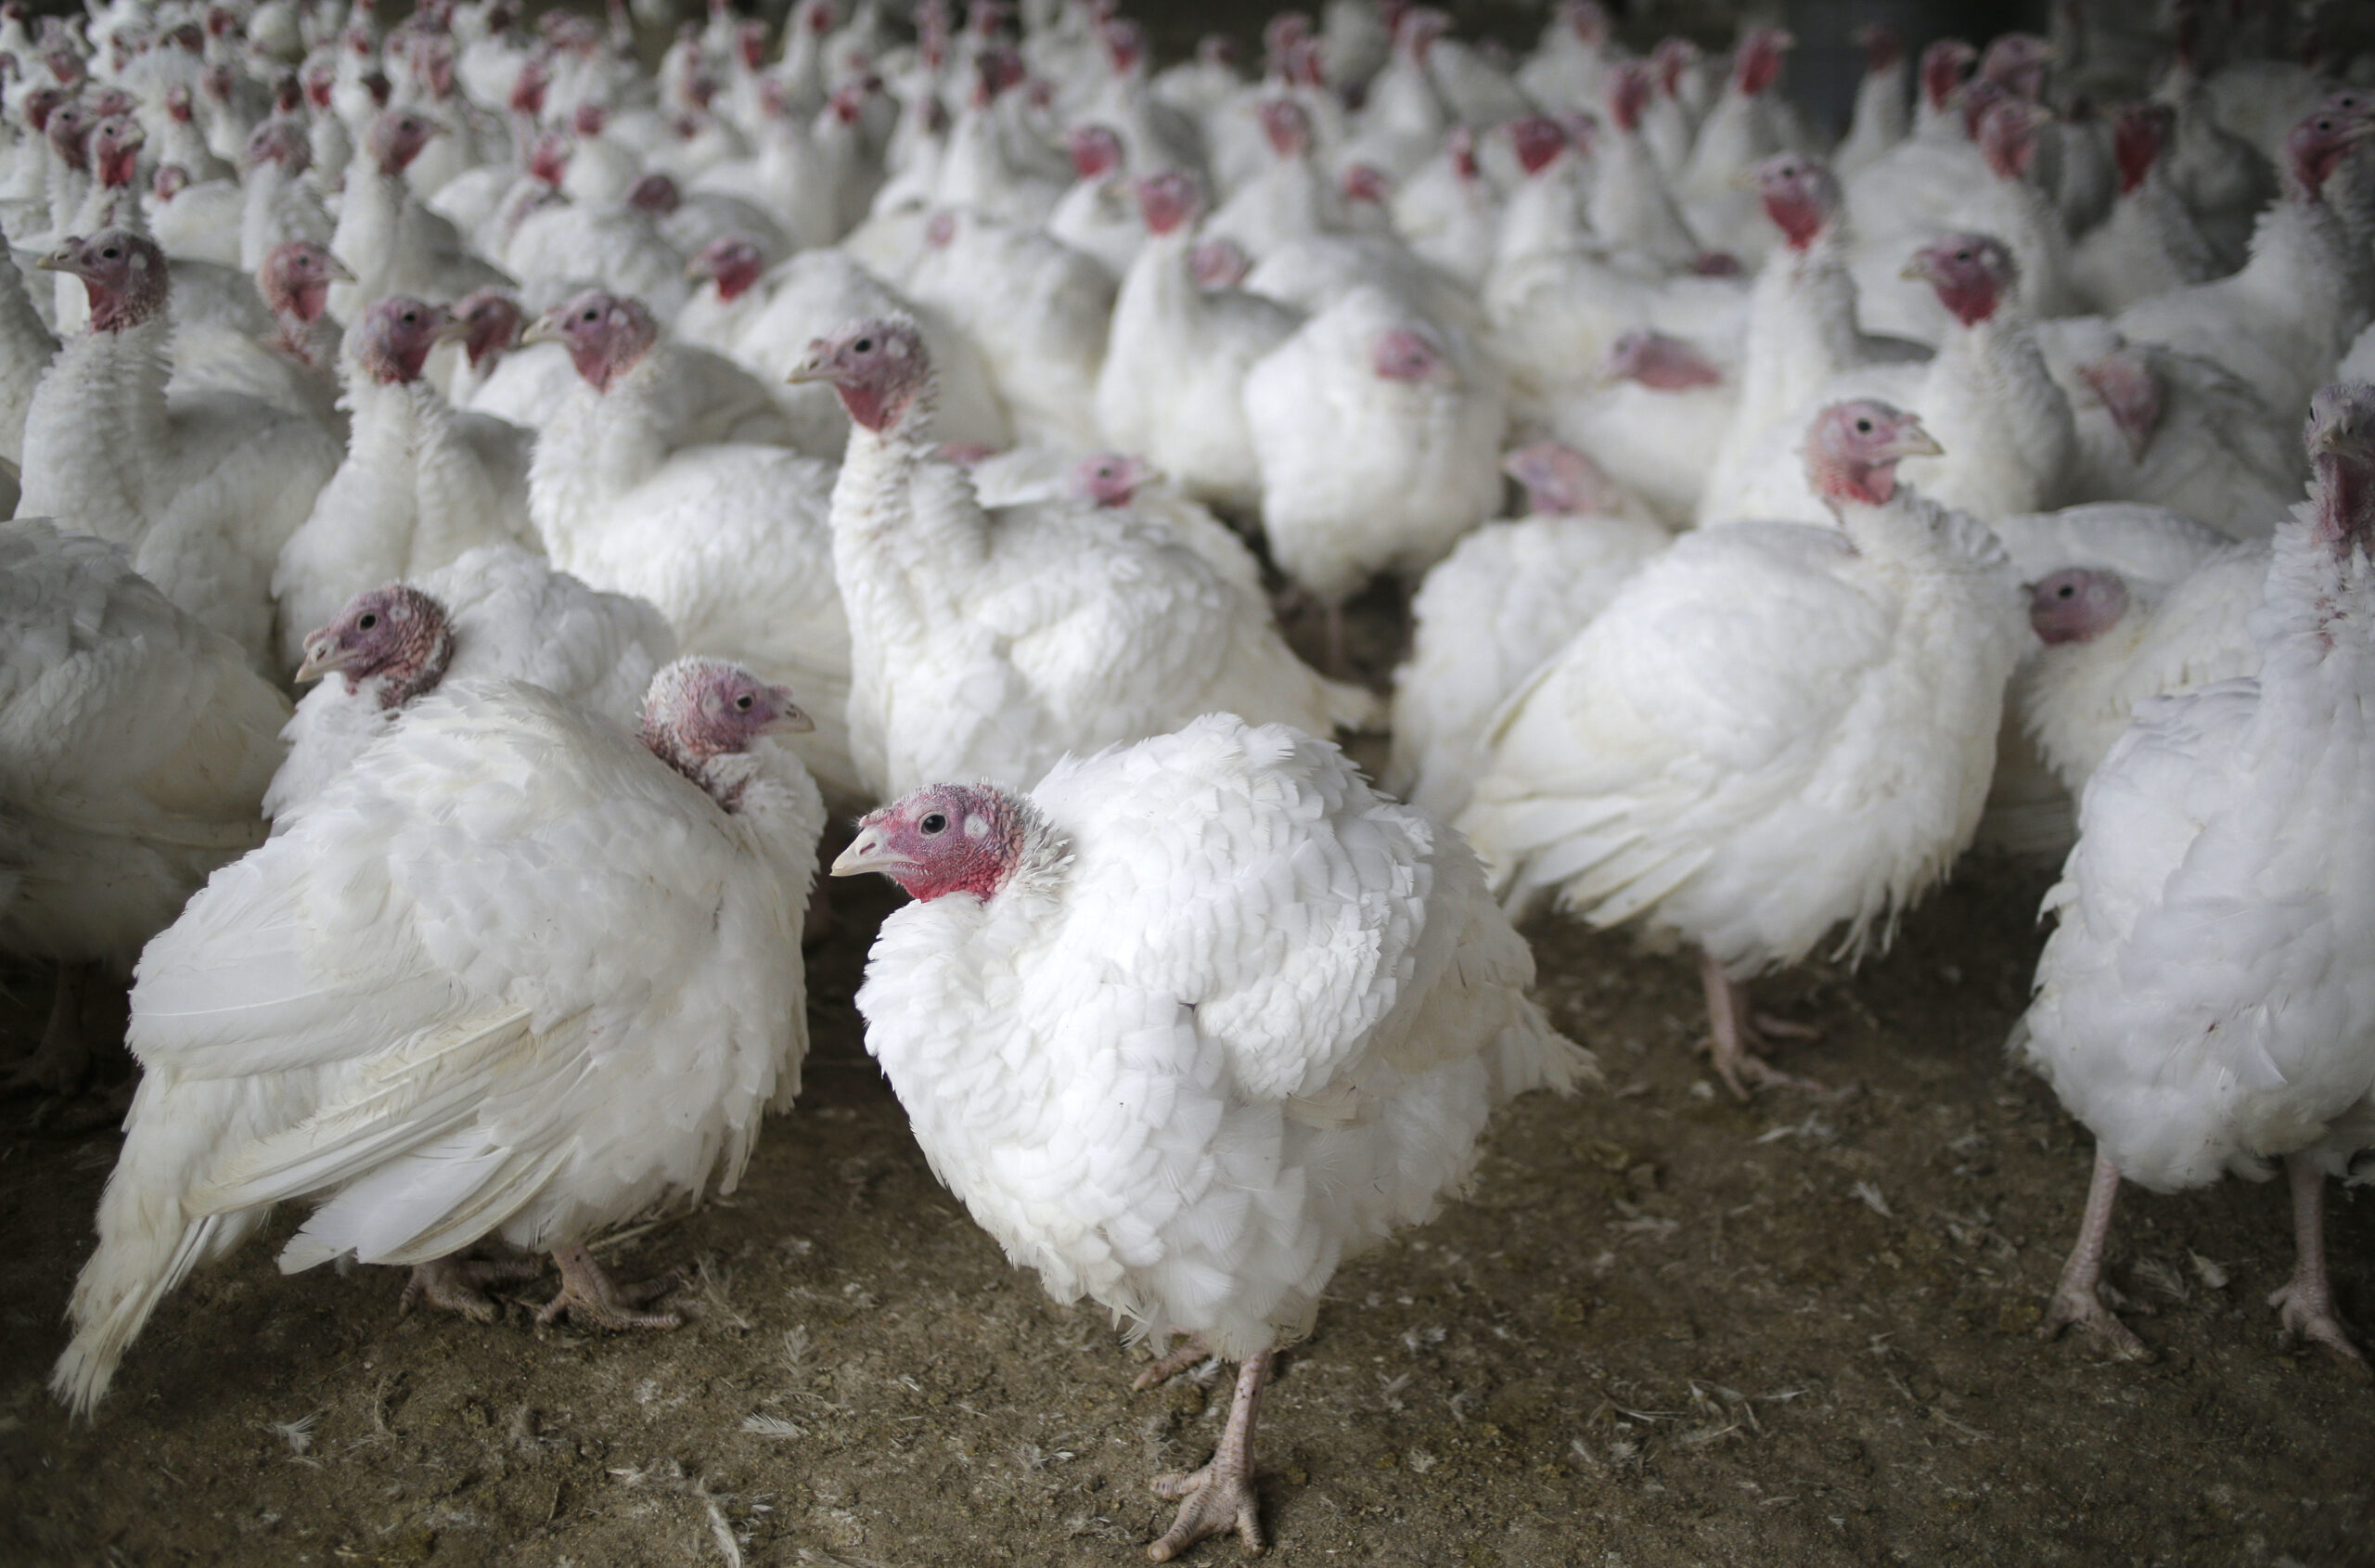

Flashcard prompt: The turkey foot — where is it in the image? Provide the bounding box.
[2037,1146,2151,1361]
[1149,1349,1270,1562]
[534,1242,684,1330]
[401,1253,549,1322]
[1133,1339,1213,1391]
[2268,1156,2369,1377]
[1697,953,1826,1099]
[6,965,92,1096]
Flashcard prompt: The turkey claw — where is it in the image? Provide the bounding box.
[1149,1462,1264,1561]
[2268,1280,2371,1379]
[536,1243,683,1331]
[2037,1280,2151,1361]
[402,1254,549,1321]
[1134,1341,1213,1392]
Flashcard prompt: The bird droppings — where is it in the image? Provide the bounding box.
[4,854,2373,1564]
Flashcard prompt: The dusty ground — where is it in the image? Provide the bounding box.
[5,765,2375,1566]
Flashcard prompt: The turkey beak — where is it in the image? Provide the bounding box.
[1898,251,1938,283]
[830,824,911,879]
[1883,422,1945,460]
[322,253,357,283]
[293,633,353,683]
[784,346,834,384]
[519,309,562,346]
[432,314,471,345]
[765,684,815,734]
[32,243,74,273]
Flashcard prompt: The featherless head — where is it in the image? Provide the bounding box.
[1507,113,1567,175]
[1256,96,1311,159]
[2110,102,2174,196]
[44,99,89,168]
[152,164,188,202]
[366,108,442,176]
[1340,161,1390,208]
[452,288,522,367]
[1902,232,2018,328]
[1395,6,1448,61]
[20,84,63,133]
[1651,35,1701,96]
[1804,400,1942,510]
[1975,97,2048,180]
[2077,353,2162,460]
[1100,16,1145,75]
[87,112,140,189]
[530,289,659,392]
[1503,441,1609,516]
[1559,0,1609,45]
[302,54,336,109]
[527,127,571,186]
[734,16,766,68]
[2283,103,2373,199]
[1373,326,1447,384]
[1607,329,1722,391]
[687,235,766,302]
[833,782,1035,902]
[36,228,165,331]
[1732,27,1792,97]
[164,83,193,122]
[1197,33,1238,69]
[1132,168,1201,236]
[1752,153,1838,250]
[786,315,932,433]
[626,171,679,213]
[1188,237,1250,287]
[259,240,350,323]
[358,295,461,385]
[1065,122,1123,181]
[2304,382,2375,558]
[640,658,812,794]
[1919,38,1976,112]
[243,114,312,174]
[1853,22,1903,73]
[1074,451,1151,507]
[2028,569,2129,645]
[296,583,453,705]
[1606,60,1651,134]
[1978,32,2051,99]
[1262,11,1311,70]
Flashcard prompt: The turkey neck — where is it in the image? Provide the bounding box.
[1902,310,2074,518]
[1493,161,1589,276]
[340,379,490,579]
[828,389,992,639]
[239,160,302,274]
[1588,127,1696,265]
[327,168,404,314]
[1735,223,1866,431]
[2232,194,2372,372]
[528,353,686,549]
[17,309,171,547]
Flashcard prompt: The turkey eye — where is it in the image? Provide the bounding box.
[853,336,874,353]
[101,246,117,258]
[1954,249,1971,261]
[2057,584,2075,599]
[920,812,948,834]
[734,692,753,711]
[1855,418,1872,432]
[358,612,379,629]
[582,309,598,321]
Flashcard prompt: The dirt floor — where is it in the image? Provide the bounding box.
[6,711,2375,1568]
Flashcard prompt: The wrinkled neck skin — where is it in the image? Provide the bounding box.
[2258,475,2375,679]
[358,622,456,711]
[648,735,765,810]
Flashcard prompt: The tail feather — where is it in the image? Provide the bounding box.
[52,1210,232,1420]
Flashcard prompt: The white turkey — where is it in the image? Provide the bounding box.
[327,109,513,322]
[790,315,1374,800]
[1389,442,1668,822]
[52,657,823,1417]
[0,518,288,1094]
[526,289,858,804]
[1460,402,2025,1096]
[2019,383,2375,1372]
[831,712,1593,1561]
[19,228,341,672]
[267,546,679,818]
[271,294,536,669]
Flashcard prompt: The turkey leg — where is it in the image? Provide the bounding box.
[1133,1337,1213,1391]
[535,1242,685,1330]
[2037,1144,2150,1360]
[1697,952,1825,1099]
[1149,1349,1270,1562]
[6,963,92,1095]
[2267,1154,2369,1376]
[401,1253,551,1322]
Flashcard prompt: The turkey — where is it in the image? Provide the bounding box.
[2019,383,2375,1372]
[831,712,1593,1561]
[51,658,824,1417]
[1460,402,2025,1096]
[790,315,1374,801]
[2066,102,2218,317]
[1243,284,1505,670]
[526,289,858,804]
[1389,442,1669,822]
[1832,25,1908,180]
[327,109,513,323]
[266,547,679,818]
[1097,170,1303,512]
[0,518,289,1094]
[272,295,537,670]
[19,229,341,672]
[164,240,349,442]
[1552,328,1739,527]
[2019,546,2266,795]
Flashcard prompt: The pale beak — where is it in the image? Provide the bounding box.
[32,245,72,273]
[519,311,562,346]
[1884,423,1945,459]
[684,255,713,280]
[322,253,357,283]
[431,314,471,344]
[829,823,910,878]
[764,684,815,734]
[1898,253,1937,282]
[292,635,353,683]
[784,347,834,384]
